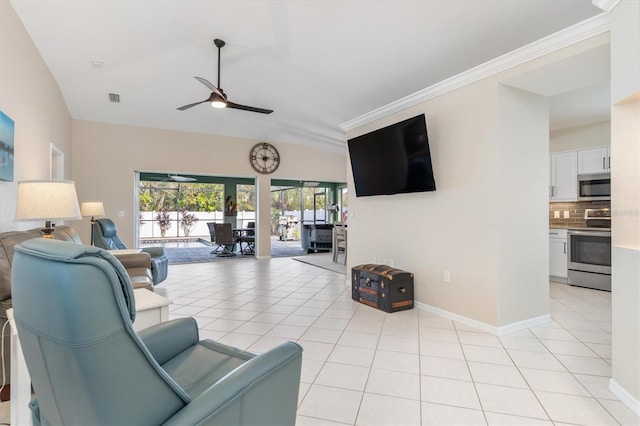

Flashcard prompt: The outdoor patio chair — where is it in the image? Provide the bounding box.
[208,222,236,257]
[239,221,255,255]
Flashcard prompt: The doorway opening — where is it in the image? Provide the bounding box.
[270,180,346,257]
[136,172,256,263]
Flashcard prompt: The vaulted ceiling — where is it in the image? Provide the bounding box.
[10,1,604,153]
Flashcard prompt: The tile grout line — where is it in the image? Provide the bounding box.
[455,320,491,426]
[545,287,622,425]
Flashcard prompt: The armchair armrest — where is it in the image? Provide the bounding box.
[163,341,303,426]
[138,318,199,365]
[141,246,166,257]
[112,251,151,269]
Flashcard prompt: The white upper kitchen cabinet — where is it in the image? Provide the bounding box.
[550,151,578,202]
[578,146,611,174]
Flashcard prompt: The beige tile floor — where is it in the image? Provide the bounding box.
[156,258,638,426]
[3,257,638,425]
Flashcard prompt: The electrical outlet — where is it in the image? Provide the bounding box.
[117,210,125,217]
[444,270,451,282]
[554,211,560,218]
[563,211,570,219]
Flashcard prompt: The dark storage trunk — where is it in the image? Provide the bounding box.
[351,264,414,313]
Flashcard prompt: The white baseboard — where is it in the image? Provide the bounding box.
[609,378,640,417]
[549,275,568,284]
[414,301,551,336]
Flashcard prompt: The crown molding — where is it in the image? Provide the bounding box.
[592,0,621,13]
[341,13,611,132]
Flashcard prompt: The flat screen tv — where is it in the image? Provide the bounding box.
[347,114,436,197]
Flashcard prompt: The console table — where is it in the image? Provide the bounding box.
[7,289,172,425]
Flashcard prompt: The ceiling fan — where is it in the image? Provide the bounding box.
[167,174,196,182]
[177,39,273,115]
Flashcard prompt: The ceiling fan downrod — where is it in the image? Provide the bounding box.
[214,38,225,89]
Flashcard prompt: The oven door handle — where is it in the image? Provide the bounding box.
[568,230,611,237]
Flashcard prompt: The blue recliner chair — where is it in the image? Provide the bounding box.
[94,217,168,285]
[10,239,302,425]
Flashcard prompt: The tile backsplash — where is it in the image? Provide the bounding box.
[549,200,610,227]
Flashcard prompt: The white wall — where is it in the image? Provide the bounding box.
[0,1,73,232]
[610,1,640,104]
[496,85,549,325]
[550,121,611,152]
[610,0,640,408]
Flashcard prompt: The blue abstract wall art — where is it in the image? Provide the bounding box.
[0,110,15,182]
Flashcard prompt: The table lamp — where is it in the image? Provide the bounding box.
[15,180,82,238]
[81,201,105,245]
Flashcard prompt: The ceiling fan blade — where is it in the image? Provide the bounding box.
[226,101,273,115]
[194,76,224,97]
[168,175,197,182]
[176,99,209,111]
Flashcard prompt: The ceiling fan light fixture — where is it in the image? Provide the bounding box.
[210,93,227,109]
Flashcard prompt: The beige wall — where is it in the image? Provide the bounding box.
[610,0,640,408]
[346,37,608,329]
[550,121,611,152]
[71,120,347,253]
[0,1,72,232]
[347,83,503,325]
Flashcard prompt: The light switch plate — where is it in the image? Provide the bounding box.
[554,211,560,218]
[117,210,125,217]
[563,211,570,219]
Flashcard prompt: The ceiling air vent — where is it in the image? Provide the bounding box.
[108,93,120,103]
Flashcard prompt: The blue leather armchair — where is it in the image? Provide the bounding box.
[11,239,303,425]
[94,217,168,285]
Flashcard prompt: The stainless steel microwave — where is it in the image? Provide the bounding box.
[578,173,611,201]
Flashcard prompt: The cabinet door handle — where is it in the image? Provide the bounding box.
[603,157,606,170]
[564,242,566,254]
[608,156,611,170]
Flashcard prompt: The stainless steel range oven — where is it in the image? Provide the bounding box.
[567,208,611,291]
[567,228,611,291]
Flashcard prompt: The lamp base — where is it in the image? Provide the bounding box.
[41,221,55,239]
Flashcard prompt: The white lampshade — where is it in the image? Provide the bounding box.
[81,201,105,218]
[15,180,82,222]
